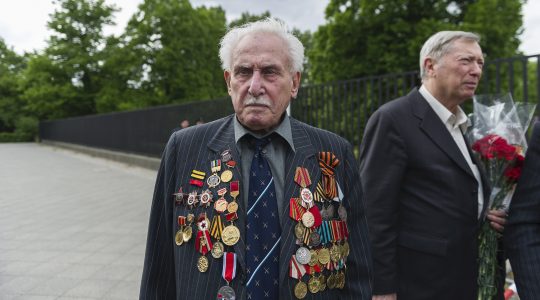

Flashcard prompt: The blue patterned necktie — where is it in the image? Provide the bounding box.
[246,135,281,299]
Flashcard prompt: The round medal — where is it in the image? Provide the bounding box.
[197,255,209,272]
[207,174,221,188]
[342,240,350,258]
[338,204,347,221]
[227,201,238,213]
[300,188,313,207]
[294,281,308,299]
[294,222,306,240]
[301,211,315,228]
[221,225,240,246]
[318,274,327,292]
[308,276,320,293]
[175,229,184,246]
[182,225,193,243]
[318,248,330,265]
[338,271,346,289]
[200,190,212,207]
[308,249,318,266]
[330,244,341,262]
[327,273,336,289]
[220,170,233,183]
[308,231,321,247]
[211,241,225,259]
[215,198,228,213]
[216,285,236,300]
[295,246,311,265]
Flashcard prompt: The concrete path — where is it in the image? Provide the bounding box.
[0,143,157,300]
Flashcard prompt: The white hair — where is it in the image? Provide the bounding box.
[419,31,481,79]
[219,17,304,73]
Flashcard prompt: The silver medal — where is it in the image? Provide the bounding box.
[217,285,236,300]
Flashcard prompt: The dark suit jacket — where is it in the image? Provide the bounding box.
[505,121,540,300]
[359,88,490,300]
[140,114,372,299]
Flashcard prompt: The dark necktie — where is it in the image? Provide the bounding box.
[246,135,281,299]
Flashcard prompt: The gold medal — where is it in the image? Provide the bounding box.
[318,274,327,292]
[211,241,225,258]
[308,249,318,266]
[294,281,308,299]
[220,170,233,183]
[330,244,341,262]
[175,229,184,246]
[342,240,350,258]
[197,255,209,272]
[294,222,306,240]
[222,224,240,246]
[327,273,336,289]
[338,271,346,289]
[182,225,193,243]
[308,276,320,293]
[301,211,315,228]
[227,201,238,213]
[214,198,228,213]
[318,248,330,265]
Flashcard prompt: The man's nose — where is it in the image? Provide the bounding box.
[470,62,482,77]
[248,71,264,96]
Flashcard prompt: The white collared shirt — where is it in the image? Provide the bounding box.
[419,85,484,218]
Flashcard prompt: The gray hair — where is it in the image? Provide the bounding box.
[419,31,481,79]
[219,17,304,73]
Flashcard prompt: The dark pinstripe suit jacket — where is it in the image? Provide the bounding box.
[505,121,540,300]
[140,114,372,299]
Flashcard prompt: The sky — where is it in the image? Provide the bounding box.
[0,0,539,56]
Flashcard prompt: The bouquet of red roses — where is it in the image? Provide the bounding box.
[466,94,536,299]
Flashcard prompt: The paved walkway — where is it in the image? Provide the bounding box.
[0,143,157,300]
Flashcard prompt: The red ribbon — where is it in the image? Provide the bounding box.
[189,179,204,187]
[222,252,237,283]
[308,206,323,228]
[289,255,306,279]
[289,198,306,221]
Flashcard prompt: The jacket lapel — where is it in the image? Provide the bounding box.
[410,90,475,178]
[278,118,320,286]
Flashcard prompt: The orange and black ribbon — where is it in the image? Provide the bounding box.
[318,152,340,200]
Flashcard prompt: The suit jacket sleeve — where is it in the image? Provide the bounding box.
[505,122,540,299]
[359,108,407,295]
[140,134,178,299]
[343,140,374,298]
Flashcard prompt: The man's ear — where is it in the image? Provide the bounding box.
[291,71,301,98]
[424,57,436,77]
[224,70,232,95]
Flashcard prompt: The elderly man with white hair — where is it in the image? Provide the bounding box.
[140,18,372,300]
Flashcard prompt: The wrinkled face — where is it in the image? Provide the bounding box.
[224,32,300,133]
[425,39,484,104]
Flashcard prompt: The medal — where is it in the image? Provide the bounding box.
[318,274,327,292]
[294,222,306,240]
[186,191,198,209]
[338,204,347,221]
[215,188,228,213]
[318,248,331,265]
[197,255,209,272]
[294,281,308,299]
[183,214,195,243]
[217,252,237,299]
[301,211,315,228]
[308,249,318,266]
[200,189,213,208]
[221,149,232,162]
[175,216,187,246]
[211,241,225,259]
[289,255,307,299]
[295,246,311,265]
[294,167,313,208]
[308,231,321,247]
[308,275,320,293]
[173,187,187,205]
[195,214,213,255]
[330,244,341,262]
[220,170,233,183]
[222,212,240,246]
[228,181,240,213]
[207,174,221,188]
[327,272,336,289]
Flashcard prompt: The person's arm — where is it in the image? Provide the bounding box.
[342,141,373,299]
[505,123,540,299]
[140,135,178,299]
[359,109,407,295]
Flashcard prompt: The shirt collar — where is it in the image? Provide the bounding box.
[419,85,470,132]
[233,113,295,152]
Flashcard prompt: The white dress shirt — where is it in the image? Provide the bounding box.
[419,85,484,218]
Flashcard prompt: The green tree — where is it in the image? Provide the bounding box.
[0,38,26,132]
[308,0,523,83]
[98,0,227,111]
[26,0,118,119]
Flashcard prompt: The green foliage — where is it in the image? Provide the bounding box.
[309,0,523,83]
[228,11,271,28]
[0,39,26,132]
